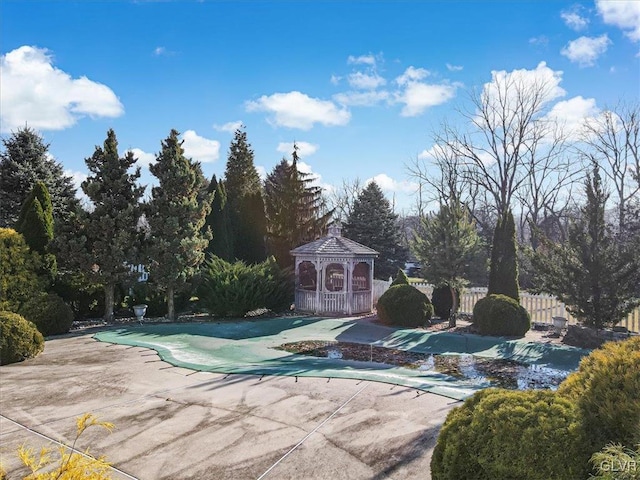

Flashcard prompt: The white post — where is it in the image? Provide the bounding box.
[315,259,321,314]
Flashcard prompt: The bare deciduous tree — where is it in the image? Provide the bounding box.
[581,103,640,232]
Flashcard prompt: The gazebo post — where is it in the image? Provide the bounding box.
[315,259,321,314]
[369,258,375,311]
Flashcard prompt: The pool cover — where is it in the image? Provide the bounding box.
[93,316,591,400]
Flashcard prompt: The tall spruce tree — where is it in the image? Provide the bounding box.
[147,130,212,320]
[343,181,407,280]
[412,200,482,287]
[0,127,78,227]
[63,129,145,322]
[264,145,332,268]
[203,175,233,261]
[223,128,266,263]
[488,210,520,302]
[531,164,640,328]
[15,181,57,282]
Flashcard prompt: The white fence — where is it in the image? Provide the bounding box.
[374,280,639,333]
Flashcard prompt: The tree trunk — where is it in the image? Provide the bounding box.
[104,283,115,323]
[448,285,458,328]
[167,285,175,321]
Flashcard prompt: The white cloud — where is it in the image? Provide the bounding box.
[64,169,91,207]
[256,165,267,181]
[128,148,156,167]
[0,45,124,132]
[395,66,430,86]
[347,71,386,89]
[333,90,390,107]
[446,63,463,72]
[181,130,220,163]
[561,35,611,66]
[545,96,599,139]
[153,46,166,56]
[330,74,342,85]
[347,54,376,66]
[395,82,456,117]
[366,173,419,193]
[213,120,243,133]
[596,0,640,42]
[245,91,351,130]
[481,62,566,124]
[277,141,318,157]
[561,9,589,31]
[529,35,550,47]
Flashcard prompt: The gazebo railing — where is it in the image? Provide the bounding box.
[295,289,316,312]
[322,292,346,313]
[352,291,372,314]
[295,289,372,315]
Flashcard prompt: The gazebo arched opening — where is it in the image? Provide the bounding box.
[298,261,317,291]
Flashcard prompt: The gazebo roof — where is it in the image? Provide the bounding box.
[290,225,379,257]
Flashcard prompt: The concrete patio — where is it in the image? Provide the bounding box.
[0,331,458,479]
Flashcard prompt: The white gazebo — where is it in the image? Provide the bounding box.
[290,225,379,315]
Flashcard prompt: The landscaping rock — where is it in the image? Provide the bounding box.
[562,324,635,349]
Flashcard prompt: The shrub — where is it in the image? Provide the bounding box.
[390,268,410,286]
[0,311,44,365]
[590,443,640,480]
[558,336,640,452]
[199,255,293,317]
[472,294,530,337]
[52,272,105,320]
[377,284,433,327]
[431,388,589,480]
[431,284,460,319]
[19,292,74,336]
[0,228,43,312]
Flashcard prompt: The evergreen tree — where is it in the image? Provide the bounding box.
[264,145,332,269]
[61,129,145,322]
[0,127,78,227]
[15,181,57,282]
[223,128,266,263]
[488,210,520,302]
[412,200,483,288]
[343,181,407,280]
[203,175,233,261]
[531,164,640,329]
[147,130,212,320]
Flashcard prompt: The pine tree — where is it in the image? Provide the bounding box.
[264,146,332,268]
[147,130,213,320]
[62,129,145,322]
[203,175,233,261]
[15,181,57,282]
[343,181,407,280]
[223,128,266,263]
[531,164,640,328]
[412,200,482,288]
[0,127,78,227]
[488,210,520,302]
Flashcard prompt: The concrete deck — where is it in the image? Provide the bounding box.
[0,332,459,479]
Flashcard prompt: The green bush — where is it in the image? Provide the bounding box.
[0,311,45,365]
[558,336,640,452]
[377,284,433,327]
[51,272,105,319]
[590,443,640,480]
[431,388,589,480]
[431,284,460,319]
[123,281,193,317]
[0,228,43,312]
[198,256,293,317]
[19,292,74,336]
[472,294,530,336]
[390,268,410,286]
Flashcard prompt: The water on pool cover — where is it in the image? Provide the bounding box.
[275,340,570,390]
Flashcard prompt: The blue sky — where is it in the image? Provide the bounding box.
[1,0,639,213]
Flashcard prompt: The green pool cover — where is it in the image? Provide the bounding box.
[94,316,591,400]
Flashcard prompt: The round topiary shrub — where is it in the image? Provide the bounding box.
[0,311,45,365]
[472,294,530,337]
[431,388,589,480]
[377,284,433,328]
[19,292,74,336]
[431,284,460,319]
[558,336,640,453]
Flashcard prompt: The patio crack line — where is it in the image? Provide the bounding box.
[0,413,140,480]
[256,382,370,480]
